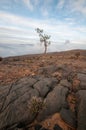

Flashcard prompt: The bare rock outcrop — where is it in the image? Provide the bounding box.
[76,90,86,130]
[0,65,86,130]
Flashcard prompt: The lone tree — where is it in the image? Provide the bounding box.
[35,28,51,54]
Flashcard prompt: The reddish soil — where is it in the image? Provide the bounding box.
[0,50,86,86]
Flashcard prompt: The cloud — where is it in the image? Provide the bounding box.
[57,0,65,9]
[40,0,53,16]
[0,11,40,29]
[0,11,86,45]
[0,0,86,57]
[68,0,86,15]
[41,8,49,16]
[22,0,39,11]
[34,0,39,6]
[23,0,33,11]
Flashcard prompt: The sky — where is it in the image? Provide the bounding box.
[0,0,86,57]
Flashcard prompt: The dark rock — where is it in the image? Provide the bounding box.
[0,77,39,129]
[67,71,77,81]
[37,85,68,121]
[34,124,42,130]
[37,65,58,76]
[12,77,37,91]
[60,79,72,90]
[0,85,11,111]
[76,90,86,130]
[53,124,62,130]
[77,73,86,90]
[57,64,73,79]
[60,108,77,128]
[17,122,26,128]
[33,78,58,97]
[40,127,48,130]
[31,76,43,81]
[77,73,86,81]
[62,102,69,109]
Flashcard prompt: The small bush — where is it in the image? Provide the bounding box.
[28,96,46,115]
[75,52,80,59]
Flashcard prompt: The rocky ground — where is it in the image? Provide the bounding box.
[0,50,86,130]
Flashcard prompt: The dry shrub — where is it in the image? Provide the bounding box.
[28,96,46,115]
[75,52,80,59]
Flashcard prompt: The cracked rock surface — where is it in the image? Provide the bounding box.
[0,66,86,130]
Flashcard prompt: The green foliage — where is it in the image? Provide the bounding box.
[29,96,46,115]
[35,28,51,53]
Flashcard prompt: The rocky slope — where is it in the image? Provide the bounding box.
[0,50,86,130]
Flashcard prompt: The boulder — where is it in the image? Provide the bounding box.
[60,79,72,90]
[37,65,58,76]
[0,77,39,129]
[76,90,86,130]
[37,85,68,121]
[33,78,58,98]
[34,124,42,130]
[77,73,86,90]
[0,76,58,129]
[60,108,77,128]
[53,124,62,130]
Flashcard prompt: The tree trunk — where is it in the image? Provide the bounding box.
[44,42,47,54]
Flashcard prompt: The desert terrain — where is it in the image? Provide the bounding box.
[0,49,86,130]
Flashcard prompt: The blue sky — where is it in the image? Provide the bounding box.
[0,0,86,56]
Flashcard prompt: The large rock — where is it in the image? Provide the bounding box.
[76,90,86,130]
[33,78,58,98]
[0,85,11,112]
[0,76,59,129]
[0,77,39,129]
[77,73,86,90]
[37,65,58,76]
[37,85,68,121]
[60,108,77,128]
[53,124,62,130]
[60,79,72,90]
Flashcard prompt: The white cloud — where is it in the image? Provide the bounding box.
[57,0,65,9]
[41,8,49,16]
[0,11,86,45]
[41,0,53,16]
[69,0,86,15]
[0,11,40,28]
[23,0,33,11]
[75,26,86,33]
[43,0,53,4]
[34,0,39,6]
[22,0,40,11]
